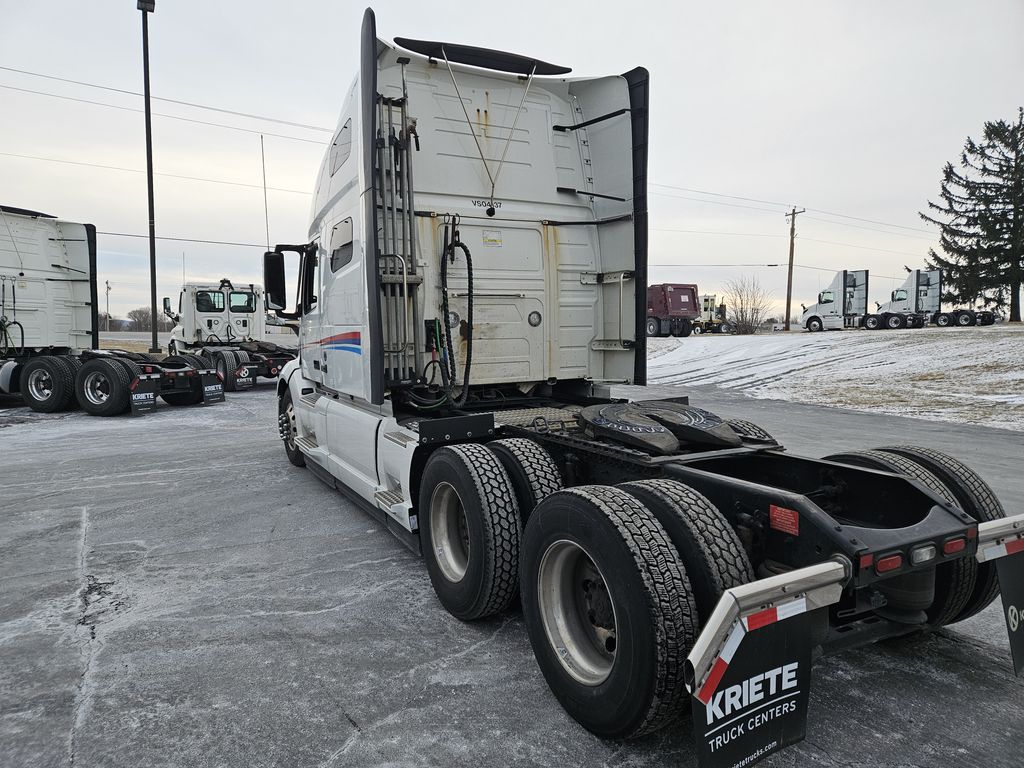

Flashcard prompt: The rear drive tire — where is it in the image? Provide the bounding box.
[20,356,75,413]
[679,318,693,338]
[617,479,753,624]
[864,315,881,330]
[886,314,906,330]
[935,313,952,327]
[279,390,305,467]
[956,312,975,327]
[726,418,779,445]
[217,351,239,392]
[488,438,562,523]
[521,486,697,738]
[75,358,131,416]
[822,450,975,626]
[420,444,521,620]
[876,445,1005,622]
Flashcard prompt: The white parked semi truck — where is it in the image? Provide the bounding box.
[266,10,1024,763]
[800,269,870,331]
[0,205,223,415]
[869,268,996,329]
[163,280,296,390]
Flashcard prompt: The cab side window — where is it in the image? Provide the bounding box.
[819,290,834,304]
[330,218,354,272]
[329,120,353,177]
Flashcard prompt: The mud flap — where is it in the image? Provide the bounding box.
[685,560,849,768]
[233,364,255,390]
[200,370,225,405]
[976,514,1024,675]
[128,373,161,416]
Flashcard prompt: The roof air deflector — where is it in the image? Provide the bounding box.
[392,37,571,76]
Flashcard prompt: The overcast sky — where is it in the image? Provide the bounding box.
[2,1,1021,319]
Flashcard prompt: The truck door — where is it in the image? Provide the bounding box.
[227,289,257,341]
[818,290,840,328]
[299,246,324,385]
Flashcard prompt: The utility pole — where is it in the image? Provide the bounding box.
[105,280,111,331]
[138,0,160,352]
[784,206,805,331]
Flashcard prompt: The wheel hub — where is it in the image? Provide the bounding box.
[27,368,54,401]
[430,481,470,583]
[537,539,617,686]
[83,371,110,405]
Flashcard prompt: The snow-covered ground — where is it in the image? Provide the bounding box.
[648,324,1024,432]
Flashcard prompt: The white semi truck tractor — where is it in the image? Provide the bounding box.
[866,268,996,329]
[0,206,222,415]
[163,280,296,390]
[265,10,1024,760]
[800,269,869,330]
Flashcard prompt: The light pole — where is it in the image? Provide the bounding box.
[105,280,111,331]
[138,0,160,352]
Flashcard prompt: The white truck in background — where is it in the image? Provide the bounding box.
[695,293,732,334]
[869,268,996,329]
[800,269,870,330]
[262,11,1024,763]
[0,205,222,415]
[163,280,296,390]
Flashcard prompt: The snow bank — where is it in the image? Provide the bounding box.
[648,324,1024,432]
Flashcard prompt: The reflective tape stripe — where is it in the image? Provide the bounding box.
[978,537,1024,562]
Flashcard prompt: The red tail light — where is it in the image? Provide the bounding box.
[130,378,139,391]
[875,554,903,574]
[943,537,967,555]
[859,553,874,571]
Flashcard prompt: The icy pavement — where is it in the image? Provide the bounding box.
[649,324,1024,432]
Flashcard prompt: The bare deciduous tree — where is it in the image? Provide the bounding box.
[723,276,773,335]
[126,306,173,332]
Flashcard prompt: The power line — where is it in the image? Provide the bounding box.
[0,64,333,133]
[0,151,312,195]
[98,231,266,248]
[804,207,934,234]
[650,182,792,209]
[798,236,927,258]
[0,83,327,145]
[650,190,785,215]
[802,214,934,240]
[650,227,784,237]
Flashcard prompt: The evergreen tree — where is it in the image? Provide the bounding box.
[921,108,1023,322]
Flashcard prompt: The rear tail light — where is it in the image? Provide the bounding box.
[943,537,967,555]
[130,378,139,391]
[859,553,874,571]
[875,554,903,574]
[910,545,937,565]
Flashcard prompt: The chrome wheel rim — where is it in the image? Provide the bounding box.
[429,481,470,582]
[27,368,54,401]
[83,371,111,406]
[284,401,297,449]
[537,539,617,686]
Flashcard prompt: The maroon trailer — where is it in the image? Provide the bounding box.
[646,283,700,337]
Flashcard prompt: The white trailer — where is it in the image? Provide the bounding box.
[264,10,1024,762]
[800,269,869,330]
[0,205,223,415]
[163,279,296,390]
[866,269,996,329]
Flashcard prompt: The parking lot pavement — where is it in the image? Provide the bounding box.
[1,386,1022,768]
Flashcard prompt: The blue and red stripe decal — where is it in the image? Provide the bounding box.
[304,331,362,355]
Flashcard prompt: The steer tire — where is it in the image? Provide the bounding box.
[726,418,779,445]
[20,356,75,413]
[521,486,697,738]
[617,479,753,625]
[823,450,976,627]
[489,438,563,523]
[646,318,660,337]
[420,444,521,621]
[876,445,1005,622]
[75,358,131,416]
[279,390,305,467]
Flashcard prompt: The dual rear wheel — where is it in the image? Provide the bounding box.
[418,439,753,738]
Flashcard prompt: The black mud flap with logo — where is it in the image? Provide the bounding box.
[976,517,1024,676]
[684,560,848,768]
[690,608,816,768]
[200,371,225,405]
[233,364,256,390]
[129,373,161,416]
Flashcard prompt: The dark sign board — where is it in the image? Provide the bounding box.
[996,551,1024,676]
[128,375,160,416]
[201,372,225,405]
[234,364,255,390]
[691,610,815,768]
